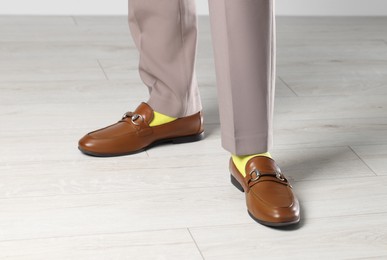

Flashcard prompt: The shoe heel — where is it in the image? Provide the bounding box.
[231,174,244,193]
[171,132,204,144]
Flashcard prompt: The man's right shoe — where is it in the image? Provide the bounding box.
[78,102,204,157]
[230,156,300,227]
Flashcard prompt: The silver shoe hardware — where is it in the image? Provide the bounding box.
[275,169,286,181]
[122,112,131,119]
[249,169,261,181]
[249,168,286,182]
[130,114,143,126]
[122,113,144,126]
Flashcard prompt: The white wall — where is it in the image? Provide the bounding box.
[276,0,387,16]
[1,0,387,16]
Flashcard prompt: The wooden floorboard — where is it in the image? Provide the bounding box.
[0,15,387,259]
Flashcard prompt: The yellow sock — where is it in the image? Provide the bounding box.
[149,111,177,127]
[232,152,272,177]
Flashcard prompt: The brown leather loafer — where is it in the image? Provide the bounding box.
[78,102,204,156]
[230,156,300,227]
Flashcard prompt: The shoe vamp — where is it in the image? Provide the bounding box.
[90,122,136,139]
[251,181,293,208]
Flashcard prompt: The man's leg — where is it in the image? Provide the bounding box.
[208,0,275,155]
[128,0,202,118]
[208,0,300,226]
[78,0,204,156]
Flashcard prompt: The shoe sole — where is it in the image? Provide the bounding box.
[78,131,205,157]
[230,174,300,227]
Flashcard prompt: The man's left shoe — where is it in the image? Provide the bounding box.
[229,156,300,227]
[78,102,204,157]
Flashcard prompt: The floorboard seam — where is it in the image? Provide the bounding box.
[70,16,78,26]
[278,76,299,97]
[97,59,109,80]
[348,145,378,176]
[187,228,206,260]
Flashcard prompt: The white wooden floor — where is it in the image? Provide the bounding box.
[1,15,387,259]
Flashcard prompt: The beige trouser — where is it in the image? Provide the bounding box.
[128,0,276,155]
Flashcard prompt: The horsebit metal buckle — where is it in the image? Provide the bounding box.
[122,113,144,126]
[249,168,286,182]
